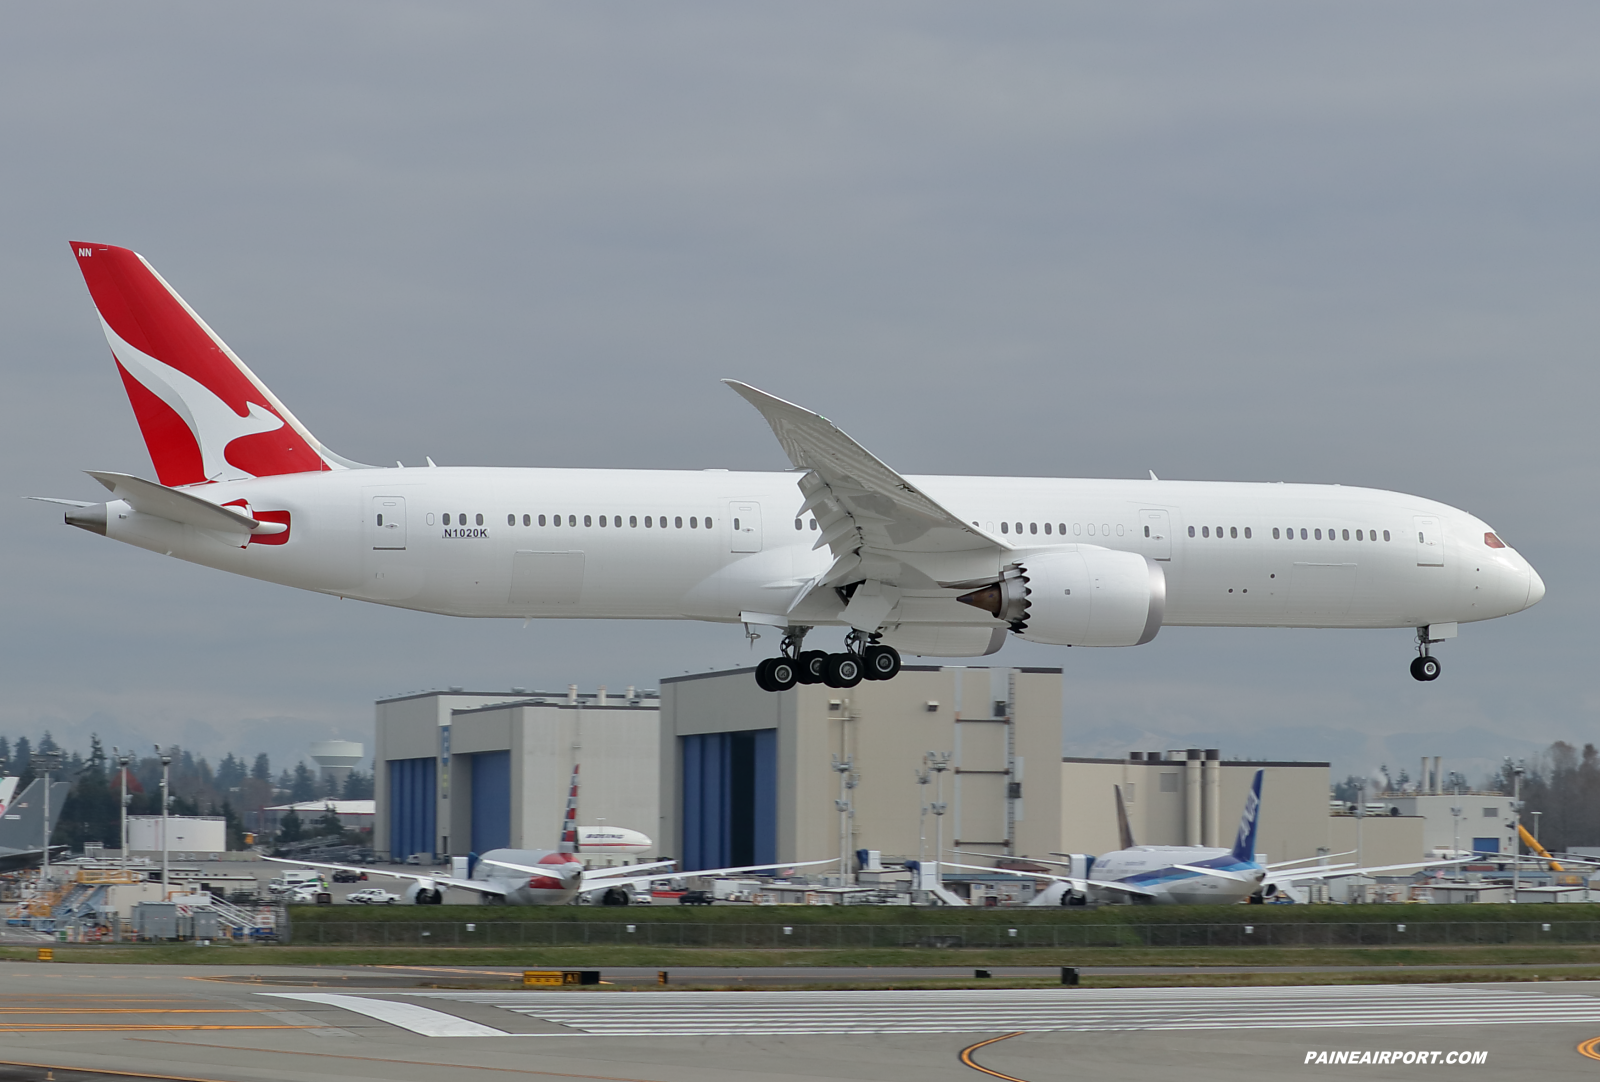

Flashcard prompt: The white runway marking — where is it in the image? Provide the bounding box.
[261,992,509,1036]
[396,985,1600,1036]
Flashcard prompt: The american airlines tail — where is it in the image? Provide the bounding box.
[68,242,364,485]
[558,766,580,854]
[1231,769,1265,864]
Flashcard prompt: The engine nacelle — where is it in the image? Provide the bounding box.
[404,881,444,904]
[959,547,1164,647]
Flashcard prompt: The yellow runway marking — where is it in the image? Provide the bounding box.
[1578,1036,1600,1060]
[959,1032,1030,1082]
[0,1024,322,1033]
[0,1056,244,1082]
[131,1039,673,1081]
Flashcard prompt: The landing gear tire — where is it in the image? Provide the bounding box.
[754,658,779,692]
[1410,655,1441,682]
[824,652,864,689]
[768,657,799,691]
[796,650,828,685]
[862,644,901,681]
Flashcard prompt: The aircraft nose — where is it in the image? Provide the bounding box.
[1525,565,1546,609]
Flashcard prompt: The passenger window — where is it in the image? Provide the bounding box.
[1102,524,1110,535]
[1215,526,1222,538]
[1001,522,1009,534]
[1188,526,1196,537]
[1029,523,1037,535]
[630,516,637,527]
[523,514,530,526]
[705,518,713,529]
[1314,529,1322,540]
[1230,527,1237,539]
[600,515,608,527]
[584,515,592,527]
[538,515,547,526]
[795,519,802,531]
[1045,523,1052,535]
[810,519,818,530]
[690,517,698,529]
[1243,527,1251,539]
[442,513,450,526]
[476,514,484,526]
[1300,528,1307,540]
[1058,523,1065,534]
[1272,528,1280,539]
[1383,530,1391,541]
[734,518,740,530]
[1143,525,1149,537]
[675,516,683,529]
[1073,523,1081,536]
[568,515,576,527]
[1356,529,1363,541]
[1342,529,1349,540]
[1116,524,1124,536]
[644,516,652,528]
[376,514,383,526]
[1202,526,1209,538]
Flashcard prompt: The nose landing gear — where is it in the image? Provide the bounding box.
[751,628,902,692]
[1410,627,1443,682]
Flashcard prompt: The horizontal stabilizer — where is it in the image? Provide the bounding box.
[87,471,285,536]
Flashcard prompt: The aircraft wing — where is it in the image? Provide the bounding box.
[1267,856,1474,885]
[476,857,584,882]
[584,860,679,880]
[260,856,507,897]
[936,859,1158,899]
[725,381,1007,606]
[587,858,837,895]
[1171,863,1263,884]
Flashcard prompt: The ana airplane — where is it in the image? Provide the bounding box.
[944,770,1466,905]
[39,243,1544,688]
[266,767,827,905]
[0,778,71,873]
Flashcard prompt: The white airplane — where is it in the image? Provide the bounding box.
[575,825,653,860]
[266,767,828,905]
[39,243,1544,688]
[942,770,1469,905]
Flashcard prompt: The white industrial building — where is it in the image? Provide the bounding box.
[373,686,660,863]
[128,815,226,855]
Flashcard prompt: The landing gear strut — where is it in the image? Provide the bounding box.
[1410,627,1442,682]
[751,628,902,693]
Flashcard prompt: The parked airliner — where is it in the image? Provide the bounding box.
[266,767,828,904]
[945,771,1466,905]
[38,243,1544,687]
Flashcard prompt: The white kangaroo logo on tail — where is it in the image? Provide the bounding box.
[101,319,284,483]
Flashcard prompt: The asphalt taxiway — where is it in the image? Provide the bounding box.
[5,963,1600,1081]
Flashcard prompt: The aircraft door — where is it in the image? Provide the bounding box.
[1138,509,1171,560]
[370,496,407,550]
[1414,515,1444,566]
[729,502,762,552]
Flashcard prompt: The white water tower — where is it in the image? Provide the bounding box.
[309,740,364,791]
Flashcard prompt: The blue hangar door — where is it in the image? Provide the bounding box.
[471,751,512,853]
[681,730,776,870]
[388,757,436,861]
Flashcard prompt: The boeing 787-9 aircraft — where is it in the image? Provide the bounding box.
[36,243,1544,689]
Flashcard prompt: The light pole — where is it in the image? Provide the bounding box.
[927,751,950,892]
[114,749,132,872]
[156,746,173,894]
[37,751,63,900]
[831,755,857,887]
[1532,810,1543,846]
[914,764,932,863]
[1509,759,1525,903]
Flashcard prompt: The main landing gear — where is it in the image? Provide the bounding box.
[1410,627,1442,682]
[753,629,901,693]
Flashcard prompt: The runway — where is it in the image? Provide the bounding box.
[6,963,1600,1081]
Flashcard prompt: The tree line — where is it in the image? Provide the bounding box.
[1,732,372,851]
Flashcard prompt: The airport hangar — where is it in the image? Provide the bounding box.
[373,668,1422,876]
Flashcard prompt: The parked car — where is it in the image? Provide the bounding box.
[331,869,367,883]
[289,886,333,904]
[347,888,400,905]
[678,890,714,906]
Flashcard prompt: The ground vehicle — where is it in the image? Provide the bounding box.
[332,869,367,883]
[678,890,713,906]
[347,888,399,905]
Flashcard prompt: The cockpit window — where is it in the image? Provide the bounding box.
[1484,532,1506,549]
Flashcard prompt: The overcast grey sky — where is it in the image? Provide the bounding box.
[2,3,1593,781]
